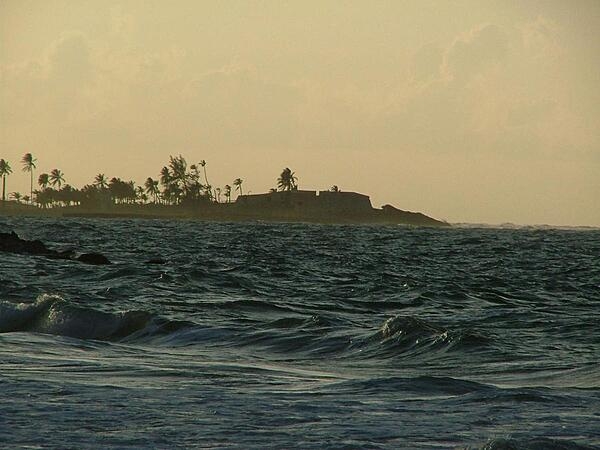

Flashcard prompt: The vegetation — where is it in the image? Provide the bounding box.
[0,159,12,202]
[50,169,65,189]
[277,167,297,191]
[233,178,243,196]
[21,153,36,204]
[0,154,311,212]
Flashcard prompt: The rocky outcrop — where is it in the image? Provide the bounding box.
[0,231,111,265]
[76,253,112,265]
[377,205,449,227]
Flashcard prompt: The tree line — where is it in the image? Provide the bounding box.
[0,153,318,208]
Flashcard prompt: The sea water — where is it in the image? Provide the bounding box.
[1,217,599,449]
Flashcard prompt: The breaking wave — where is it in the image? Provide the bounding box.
[0,294,188,342]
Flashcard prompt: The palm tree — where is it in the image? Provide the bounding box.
[224,184,232,203]
[21,153,36,204]
[198,160,213,200]
[215,187,221,203]
[10,192,22,203]
[144,177,160,203]
[38,173,50,189]
[49,169,65,189]
[135,185,145,204]
[94,173,108,189]
[277,168,297,191]
[233,178,243,197]
[169,155,187,185]
[199,160,209,186]
[0,159,13,202]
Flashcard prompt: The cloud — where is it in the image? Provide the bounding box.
[443,24,508,84]
[0,18,596,167]
[410,43,443,83]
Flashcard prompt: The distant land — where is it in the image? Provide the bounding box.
[0,189,448,227]
[0,155,448,227]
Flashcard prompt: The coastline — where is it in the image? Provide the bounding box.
[0,190,449,227]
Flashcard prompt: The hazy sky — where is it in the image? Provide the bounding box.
[1,0,599,225]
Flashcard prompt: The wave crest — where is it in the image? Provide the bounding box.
[0,294,185,341]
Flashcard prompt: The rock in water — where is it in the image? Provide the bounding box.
[0,231,53,256]
[2,230,112,265]
[77,253,111,265]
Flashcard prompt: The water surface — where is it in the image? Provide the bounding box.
[1,217,599,448]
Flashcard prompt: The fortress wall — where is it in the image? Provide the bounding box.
[316,191,372,212]
[236,190,373,216]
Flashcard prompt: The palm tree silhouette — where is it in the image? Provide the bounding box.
[49,169,65,189]
[94,173,108,189]
[0,159,13,202]
[10,192,22,203]
[277,168,297,191]
[198,160,213,201]
[38,173,50,189]
[224,184,232,203]
[144,177,160,203]
[199,160,209,186]
[169,155,187,186]
[21,153,37,204]
[135,185,145,204]
[233,178,243,197]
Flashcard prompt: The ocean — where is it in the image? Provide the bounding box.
[1,217,599,449]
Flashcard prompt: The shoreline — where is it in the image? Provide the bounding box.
[0,202,449,227]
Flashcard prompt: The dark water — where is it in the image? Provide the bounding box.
[1,217,599,449]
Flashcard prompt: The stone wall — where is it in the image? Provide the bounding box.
[235,190,373,216]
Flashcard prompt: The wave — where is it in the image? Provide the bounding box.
[0,294,188,342]
[348,315,493,359]
[229,314,494,360]
[1,295,498,365]
[480,437,597,450]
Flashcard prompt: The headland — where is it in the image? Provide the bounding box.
[0,189,448,227]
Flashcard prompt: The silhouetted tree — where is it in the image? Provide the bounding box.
[21,153,36,204]
[185,164,204,201]
[10,192,22,203]
[144,177,160,203]
[108,177,136,204]
[38,173,50,189]
[277,168,297,191]
[94,173,108,189]
[57,185,80,206]
[34,189,50,208]
[330,185,339,192]
[233,178,243,197]
[49,169,65,189]
[169,155,187,185]
[0,159,12,202]
[163,182,183,205]
[224,184,232,203]
[199,160,209,186]
[135,186,145,203]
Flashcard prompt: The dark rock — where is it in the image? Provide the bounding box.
[77,253,111,265]
[1,231,111,265]
[0,231,59,257]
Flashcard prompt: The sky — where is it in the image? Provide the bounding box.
[1,0,599,226]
